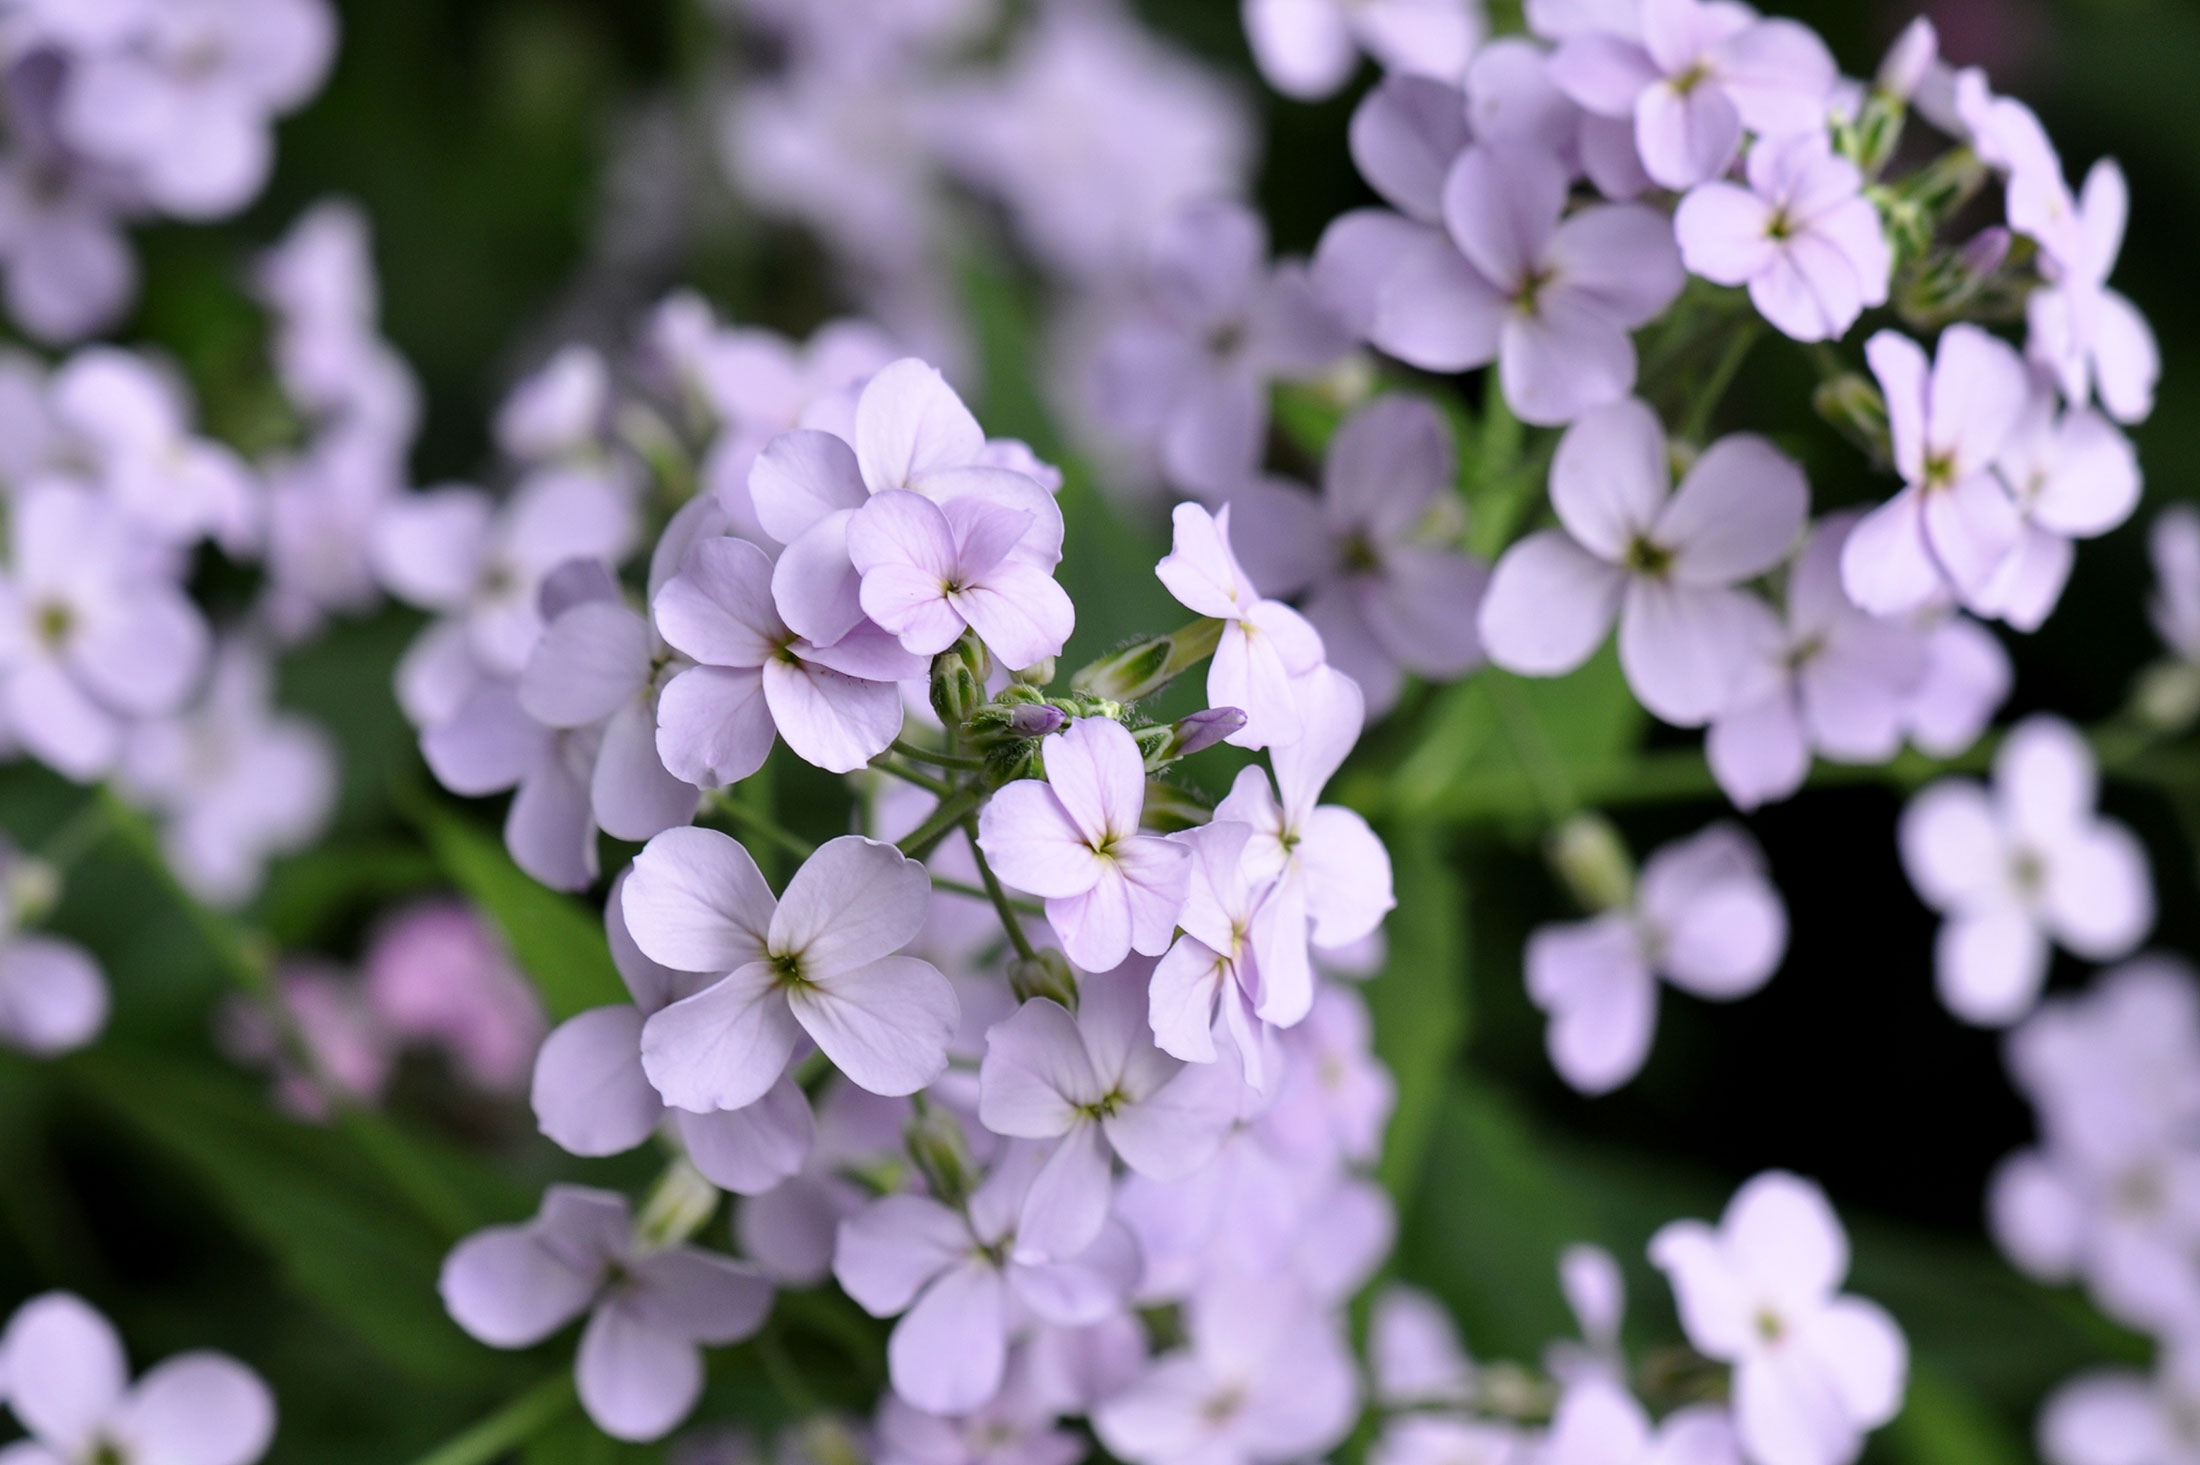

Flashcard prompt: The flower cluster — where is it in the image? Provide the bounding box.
[0,0,337,341]
[1365,1171,1905,1465]
[419,353,1418,1450]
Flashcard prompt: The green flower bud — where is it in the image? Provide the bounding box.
[1009,950,1079,1008]
[1070,617,1225,704]
[1547,813,1635,913]
[905,1103,978,1210]
[930,633,992,730]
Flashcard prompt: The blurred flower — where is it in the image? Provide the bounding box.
[1900,716,2153,1026]
[0,1291,276,1465]
[364,899,545,1096]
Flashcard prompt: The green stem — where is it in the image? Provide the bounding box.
[896,785,986,860]
[709,791,816,861]
[964,820,1038,963]
[1349,721,2200,826]
[929,874,1043,916]
[874,758,960,798]
[101,790,478,1240]
[36,798,114,873]
[1679,320,1763,441]
[405,1373,576,1465]
[893,738,988,770]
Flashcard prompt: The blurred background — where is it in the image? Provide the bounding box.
[0,0,2188,1459]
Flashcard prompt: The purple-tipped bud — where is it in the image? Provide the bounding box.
[1875,15,1938,100]
[1174,707,1246,757]
[1959,226,2013,279]
[1008,703,1069,738]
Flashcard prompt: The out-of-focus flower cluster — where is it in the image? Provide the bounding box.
[0,0,337,341]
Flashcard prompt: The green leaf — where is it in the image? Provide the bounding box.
[404,791,624,1020]
[1366,651,1646,824]
[66,1047,512,1390]
[1884,1365,2030,1465]
[1366,823,1468,1208]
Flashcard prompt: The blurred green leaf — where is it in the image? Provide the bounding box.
[67,1046,511,1390]
[257,839,445,949]
[1884,1365,2030,1465]
[1366,823,1468,1207]
[521,1412,664,1465]
[1364,652,1646,823]
[404,793,624,1021]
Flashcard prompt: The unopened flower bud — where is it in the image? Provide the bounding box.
[1139,780,1214,834]
[1010,949,1079,1007]
[905,1104,977,1209]
[7,855,60,925]
[1070,617,1225,704]
[2135,660,2200,734]
[1548,813,1635,913]
[1138,706,1249,770]
[930,634,991,730]
[1813,373,1892,465]
[1008,703,1068,738]
[1011,656,1056,687]
[1959,224,2012,278]
[635,1157,720,1253]
[1875,15,1937,101]
[1171,707,1245,757]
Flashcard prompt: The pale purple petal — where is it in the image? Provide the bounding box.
[576,1300,702,1443]
[1245,0,1359,101]
[1350,75,1472,221]
[772,836,931,974]
[439,1224,602,1348]
[1526,916,1658,1094]
[1619,582,1780,727]
[836,1194,971,1315]
[788,955,958,1097]
[890,1262,1008,1415]
[1478,530,1626,676]
[625,826,776,973]
[1656,435,1809,586]
[748,429,868,546]
[1936,905,2049,1027]
[676,1078,814,1195]
[112,1354,275,1465]
[855,360,986,492]
[0,937,108,1056]
[980,998,1103,1138]
[1,1293,127,1453]
[520,602,650,729]
[532,1006,662,1157]
[760,656,903,774]
[639,965,802,1113]
[655,665,776,789]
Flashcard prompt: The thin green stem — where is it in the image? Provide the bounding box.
[875,758,959,798]
[964,819,1038,963]
[929,873,1043,916]
[405,1373,576,1465]
[1490,679,1576,821]
[756,1322,822,1415]
[896,785,985,860]
[893,738,988,770]
[36,798,114,873]
[1679,320,1763,441]
[101,790,478,1239]
[709,791,816,861]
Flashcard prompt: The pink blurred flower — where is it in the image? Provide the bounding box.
[364,899,546,1096]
